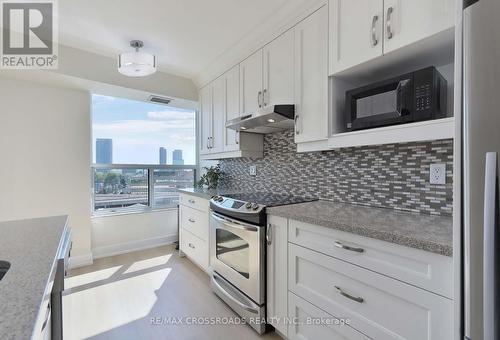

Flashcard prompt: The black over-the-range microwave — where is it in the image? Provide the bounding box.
[345,66,447,131]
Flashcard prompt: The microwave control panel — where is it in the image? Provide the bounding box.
[415,83,432,111]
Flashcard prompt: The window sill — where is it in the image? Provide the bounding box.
[92,206,178,218]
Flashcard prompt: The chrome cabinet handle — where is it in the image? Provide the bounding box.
[294,115,300,135]
[334,241,364,253]
[263,89,268,106]
[210,137,214,149]
[235,130,239,145]
[188,199,195,204]
[188,218,195,223]
[335,286,364,303]
[266,224,273,246]
[371,15,379,46]
[188,243,195,249]
[258,91,262,108]
[386,6,394,40]
[206,137,210,149]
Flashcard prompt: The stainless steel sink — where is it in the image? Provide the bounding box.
[0,261,10,281]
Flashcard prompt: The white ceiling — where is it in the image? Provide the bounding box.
[58,0,293,79]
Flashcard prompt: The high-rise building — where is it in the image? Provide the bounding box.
[172,149,184,165]
[96,138,112,164]
[159,147,167,165]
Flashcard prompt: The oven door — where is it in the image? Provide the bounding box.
[210,211,265,304]
[346,76,414,131]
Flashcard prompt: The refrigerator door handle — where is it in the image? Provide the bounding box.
[483,152,498,340]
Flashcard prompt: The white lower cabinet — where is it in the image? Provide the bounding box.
[266,215,288,337]
[288,292,370,340]
[180,228,209,272]
[288,243,453,340]
[266,214,453,340]
[179,194,210,272]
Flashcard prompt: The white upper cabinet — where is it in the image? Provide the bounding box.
[263,29,295,106]
[383,0,455,53]
[240,50,263,115]
[224,65,240,152]
[211,76,225,154]
[329,0,455,75]
[200,65,264,159]
[329,0,383,75]
[294,5,329,144]
[199,85,212,156]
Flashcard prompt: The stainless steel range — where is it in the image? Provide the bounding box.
[209,192,317,334]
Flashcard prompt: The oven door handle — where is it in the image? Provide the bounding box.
[211,212,259,232]
[212,274,260,314]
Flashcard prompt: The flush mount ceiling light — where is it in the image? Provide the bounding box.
[118,40,157,77]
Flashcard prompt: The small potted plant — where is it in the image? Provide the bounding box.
[197,164,224,189]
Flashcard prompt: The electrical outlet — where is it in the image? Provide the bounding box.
[430,163,446,185]
[249,165,257,176]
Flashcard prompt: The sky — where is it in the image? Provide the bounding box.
[92,94,196,165]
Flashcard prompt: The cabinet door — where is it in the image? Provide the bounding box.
[383,0,455,53]
[224,65,240,152]
[199,85,212,155]
[211,76,225,154]
[267,216,288,337]
[240,49,263,115]
[329,0,383,75]
[263,29,294,106]
[294,6,329,144]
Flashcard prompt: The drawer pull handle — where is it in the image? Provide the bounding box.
[334,241,364,253]
[188,243,195,249]
[188,199,195,204]
[188,218,195,223]
[334,286,364,303]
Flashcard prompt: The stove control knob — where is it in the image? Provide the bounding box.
[245,202,252,209]
[213,196,219,201]
[252,203,259,210]
[217,196,223,202]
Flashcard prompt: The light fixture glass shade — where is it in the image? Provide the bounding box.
[118,51,156,77]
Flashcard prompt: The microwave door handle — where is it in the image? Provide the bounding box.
[396,79,411,117]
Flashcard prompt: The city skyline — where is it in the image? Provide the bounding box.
[92,94,196,165]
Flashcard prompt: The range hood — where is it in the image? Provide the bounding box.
[225,105,295,134]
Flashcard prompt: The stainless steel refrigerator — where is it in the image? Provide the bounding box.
[463,0,500,339]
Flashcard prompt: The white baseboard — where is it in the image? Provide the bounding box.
[69,252,94,269]
[92,234,178,260]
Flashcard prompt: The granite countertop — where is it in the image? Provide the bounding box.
[178,187,239,200]
[267,200,452,256]
[0,216,69,340]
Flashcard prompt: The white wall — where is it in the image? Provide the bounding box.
[0,76,92,260]
[91,209,178,259]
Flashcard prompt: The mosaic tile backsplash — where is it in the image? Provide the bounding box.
[219,130,453,216]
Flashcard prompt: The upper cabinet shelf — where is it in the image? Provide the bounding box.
[298,117,454,152]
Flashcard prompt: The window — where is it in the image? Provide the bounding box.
[91,95,197,214]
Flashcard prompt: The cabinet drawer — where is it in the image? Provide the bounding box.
[179,193,209,213]
[289,244,452,340]
[180,228,209,271]
[180,205,209,241]
[288,292,370,340]
[289,219,452,298]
